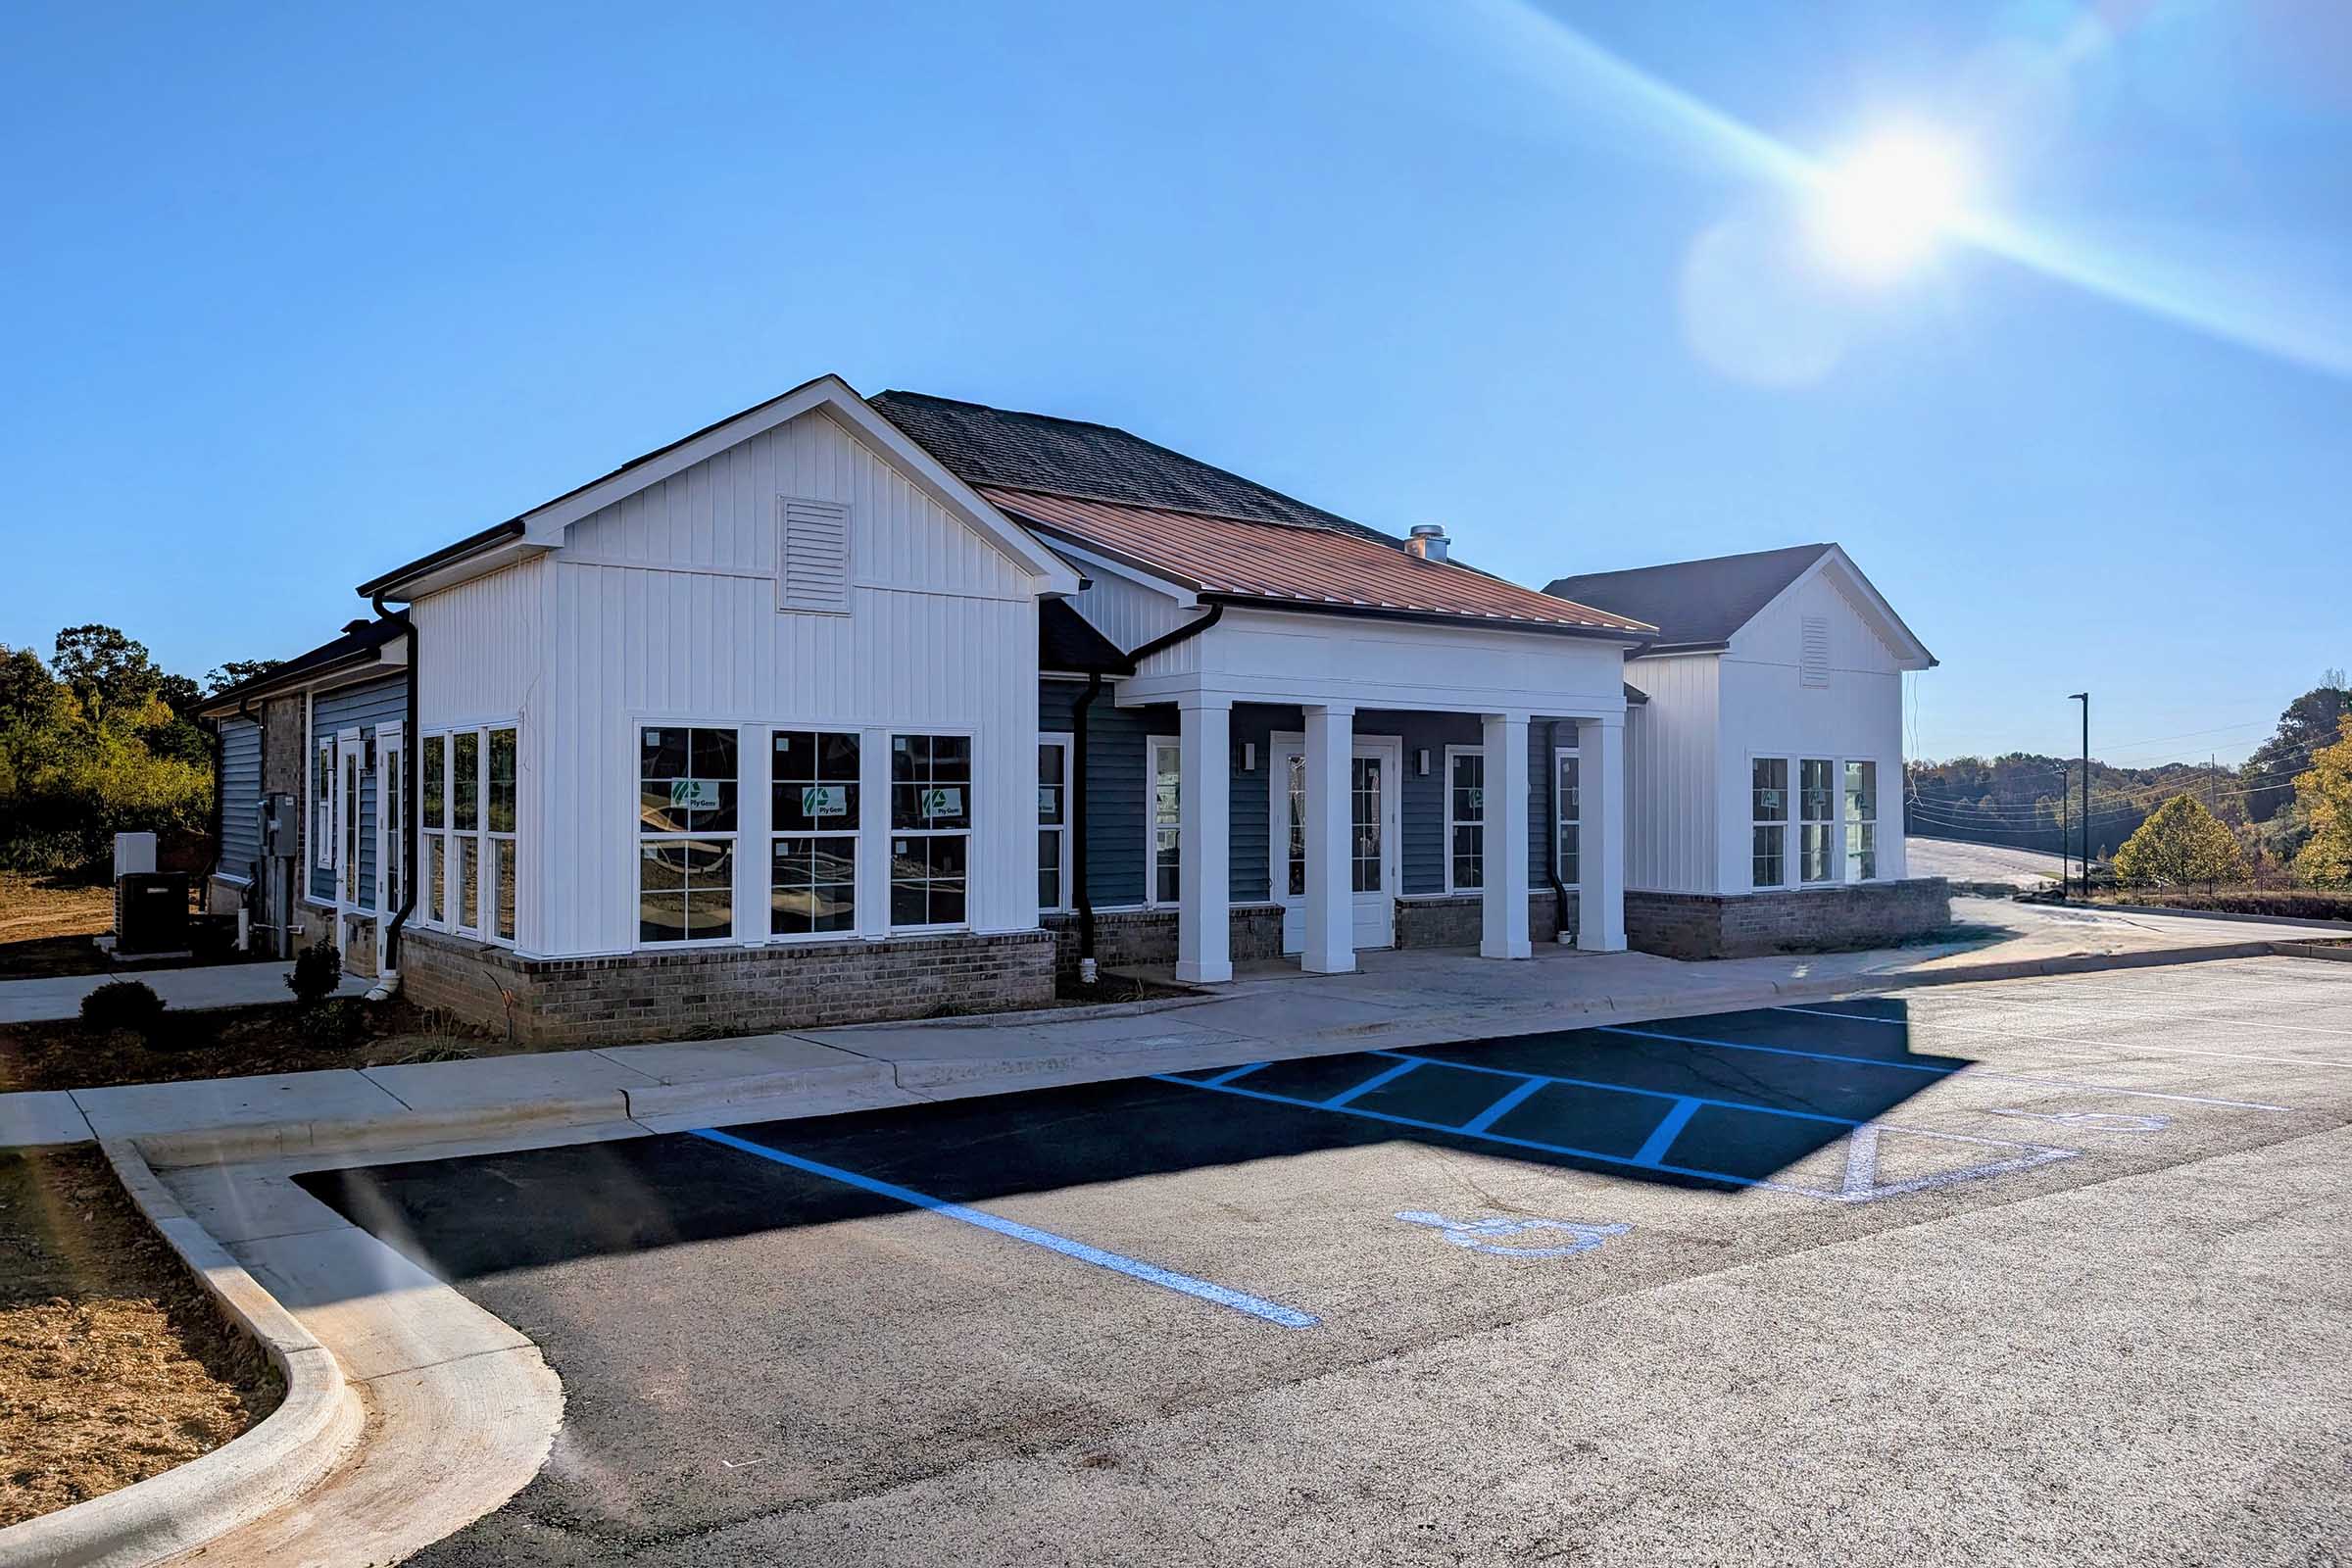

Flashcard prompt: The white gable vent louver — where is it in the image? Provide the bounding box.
[1800,614,1831,687]
[779,496,851,614]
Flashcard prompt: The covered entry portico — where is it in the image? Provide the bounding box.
[1117,605,1641,984]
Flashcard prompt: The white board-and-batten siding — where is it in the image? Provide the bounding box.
[415,406,1046,958]
[1622,654,1720,895]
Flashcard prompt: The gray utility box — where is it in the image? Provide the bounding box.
[117,872,191,956]
[261,792,297,858]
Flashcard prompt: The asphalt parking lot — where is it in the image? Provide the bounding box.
[305,956,2352,1567]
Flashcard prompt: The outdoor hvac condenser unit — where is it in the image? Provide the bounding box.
[116,872,191,956]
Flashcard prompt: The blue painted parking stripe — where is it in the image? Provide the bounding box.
[1324,1056,1423,1107]
[690,1127,1319,1329]
[1600,1024,1956,1075]
[1371,1051,1864,1129]
[1634,1098,1701,1166]
[1459,1074,1549,1134]
[1204,1061,1268,1087]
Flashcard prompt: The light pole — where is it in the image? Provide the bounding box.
[2068,693,2089,898]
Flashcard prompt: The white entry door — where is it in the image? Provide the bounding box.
[335,730,365,955]
[1271,734,1399,955]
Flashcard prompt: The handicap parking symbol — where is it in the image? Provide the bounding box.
[1395,1210,1632,1259]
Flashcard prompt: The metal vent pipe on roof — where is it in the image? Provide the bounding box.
[1406,524,1449,564]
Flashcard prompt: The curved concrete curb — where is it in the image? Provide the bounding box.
[0,1141,364,1568]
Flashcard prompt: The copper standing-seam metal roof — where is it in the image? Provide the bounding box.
[980,487,1654,637]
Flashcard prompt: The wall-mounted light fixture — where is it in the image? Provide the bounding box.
[1416,748,1432,776]
[1243,742,1257,771]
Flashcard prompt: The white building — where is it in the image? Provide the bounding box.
[207,376,1944,1041]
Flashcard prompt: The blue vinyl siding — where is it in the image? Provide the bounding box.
[1045,682,1579,908]
[215,718,263,879]
[310,674,409,908]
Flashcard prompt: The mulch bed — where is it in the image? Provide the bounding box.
[0,1146,282,1528]
[0,999,507,1096]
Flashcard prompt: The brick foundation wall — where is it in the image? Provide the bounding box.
[1042,905,1286,985]
[399,926,1056,1048]
[1394,891,1572,949]
[1626,879,1951,960]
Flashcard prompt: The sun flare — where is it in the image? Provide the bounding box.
[1811,129,1973,280]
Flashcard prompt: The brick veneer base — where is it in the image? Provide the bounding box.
[1625,879,1952,960]
[1045,889,1581,978]
[398,925,1055,1048]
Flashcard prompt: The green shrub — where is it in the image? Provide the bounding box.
[285,939,342,1007]
[80,978,165,1035]
[301,997,371,1049]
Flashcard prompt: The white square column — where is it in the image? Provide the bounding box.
[1301,704,1356,975]
[1577,714,1628,952]
[1480,712,1532,959]
[1175,696,1232,984]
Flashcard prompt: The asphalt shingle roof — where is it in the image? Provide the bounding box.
[1543,544,1835,651]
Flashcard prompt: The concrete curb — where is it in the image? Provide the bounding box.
[2034,899,2352,932]
[131,1090,632,1169]
[0,1141,364,1568]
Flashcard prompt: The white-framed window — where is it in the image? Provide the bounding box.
[313,737,336,872]
[1799,758,1837,883]
[1038,737,1070,913]
[420,734,446,926]
[890,732,972,929]
[1283,752,1306,898]
[380,726,406,917]
[1554,746,1581,887]
[1446,746,1485,892]
[1844,760,1879,882]
[486,727,516,941]
[770,728,859,937]
[1752,758,1788,889]
[452,730,481,933]
[638,725,738,945]
[1148,735,1181,906]
[340,735,362,906]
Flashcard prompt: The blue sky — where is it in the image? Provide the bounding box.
[2,0,2344,765]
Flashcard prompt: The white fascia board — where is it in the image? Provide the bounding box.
[1740,546,1936,671]
[1047,538,1199,609]
[395,538,552,601]
[513,373,1084,597]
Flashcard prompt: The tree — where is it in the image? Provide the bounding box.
[2291,717,2352,889]
[2112,795,2248,889]
[2243,671,2351,824]
[204,658,283,697]
[51,623,163,725]
[0,644,57,728]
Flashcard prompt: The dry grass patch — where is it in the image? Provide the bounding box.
[0,1146,281,1528]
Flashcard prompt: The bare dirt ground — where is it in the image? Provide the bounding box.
[0,874,116,980]
[0,999,503,1095]
[0,1145,281,1528]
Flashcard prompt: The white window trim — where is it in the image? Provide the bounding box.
[1842,759,1880,885]
[886,726,978,936]
[633,720,743,952]
[1443,744,1485,896]
[1745,752,1890,892]
[416,722,520,947]
[1039,734,1073,915]
[1797,756,1839,886]
[377,723,406,933]
[1552,744,1581,889]
[1145,734,1180,909]
[766,726,864,945]
[1750,754,1790,891]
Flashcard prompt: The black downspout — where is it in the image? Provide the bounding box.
[1070,602,1224,982]
[1545,718,1572,944]
[373,593,418,974]
[1070,670,1102,974]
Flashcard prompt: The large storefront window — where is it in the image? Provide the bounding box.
[1446,748,1485,892]
[1800,758,1837,883]
[771,729,859,936]
[421,735,446,925]
[1555,749,1580,887]
[639,726,737,943]
[417,724,519,944]
[1038,739,1069,912]
[453,730,480,933]
[1752,759,1788,889]
[487,727,516,941]
[1844,760,1878,882]
[1148,737,1180,906]
[890,733,970,928]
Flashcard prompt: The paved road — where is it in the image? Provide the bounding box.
[306,958,2352,1566]
[1907,835,2069,888]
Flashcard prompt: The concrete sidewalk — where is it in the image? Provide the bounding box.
[0,957,369,1025]
[4,896,2343,1158]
